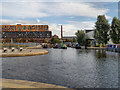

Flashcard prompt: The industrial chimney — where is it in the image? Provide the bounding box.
[61,25,63,39]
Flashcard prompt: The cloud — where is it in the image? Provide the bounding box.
[48,20,95,37]
[1,2,112,37]
[37,19,40,23]
[2,2,49,18]
[67,20,95,29]
[47,2,110,18]
[2,2,110,19]
[1,0,120,2]
[1,19,49,25]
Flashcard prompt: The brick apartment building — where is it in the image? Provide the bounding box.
[1,24,52,43]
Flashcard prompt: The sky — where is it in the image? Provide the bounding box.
[0,0,119,37]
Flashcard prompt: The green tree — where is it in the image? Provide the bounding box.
[23,36,26,43]
[94,15,110,44]
[65,39,68,42]
[6,37,10,43]
[110,17,120,44]
[30,35,34,42]
[45,39,48,43]
[73,38,77,42]
[75,30,85,45]
[14,37,18,43]
[51,37,60,44]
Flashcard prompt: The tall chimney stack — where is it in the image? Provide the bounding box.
[61,25,63,39]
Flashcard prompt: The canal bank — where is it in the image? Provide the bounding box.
[1,79,73,88]
[1,49,48,57]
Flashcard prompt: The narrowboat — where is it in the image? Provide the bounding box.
[61,44,67,49]
[53,43,58,48]
[42,44,48,48]
[75,44,81,49]
[105,44,120,53]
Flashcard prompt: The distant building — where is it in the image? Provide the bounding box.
[63,36,77,42]
[1,24,52,43]
[85,29,94,40]
[63,36,77,40]
[85,29,95,46]
[85,29,114,45]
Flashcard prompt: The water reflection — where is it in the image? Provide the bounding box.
[94,50,106,59]
[2,48,119,88]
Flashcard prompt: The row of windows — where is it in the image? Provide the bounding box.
[2,25,48,31]
[2,32,51,38]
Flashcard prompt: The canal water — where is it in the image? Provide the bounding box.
[2,48,119,88]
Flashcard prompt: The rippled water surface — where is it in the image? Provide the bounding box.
[2,48,119,88]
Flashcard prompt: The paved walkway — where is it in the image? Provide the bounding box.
[87,47,105,49]
[1,49,48,57]
[1,79,73,88]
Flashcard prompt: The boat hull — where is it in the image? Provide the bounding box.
[75,47,81,49]
[61,47,67,49]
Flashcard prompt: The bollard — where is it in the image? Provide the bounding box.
[19,47,23,51]
[3,48,7,53]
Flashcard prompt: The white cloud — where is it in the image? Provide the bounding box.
[37,19,40,23]
[1,19,49,25]
[2,2,110,18]
[2,2,49,18]
[47,2,110,18]
[60,21,95,36]
[1,0,119,2]
[67,20,95,29]
[48,20,95,37]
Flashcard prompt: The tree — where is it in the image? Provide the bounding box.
[23,36,26,43]
[6,37,10,43]
[94,15,110,44]
[75,30,85,45]
[51,37,60,44]
[73,38,77,42]
[14,37,18,43]
[45,39,48,43]
[110,17,120,44]
[30,35,34,42]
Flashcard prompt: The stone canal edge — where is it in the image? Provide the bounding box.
[1,78,74,89]
[1,49,48,57]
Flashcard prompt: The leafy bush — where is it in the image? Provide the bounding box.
[95,44,100,47]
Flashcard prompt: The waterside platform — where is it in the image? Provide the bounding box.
[1,49,48,57]
[87,47,105,50]
[1,79,73,88]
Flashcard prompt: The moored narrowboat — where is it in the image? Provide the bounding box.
[61,44,67,49]
[105,44,120,53]
[75,44,81,49]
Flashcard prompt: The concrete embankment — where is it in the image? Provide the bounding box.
[1,79,73,89]
[77,46,105,50]
[1,49,48,57]
[1,79,70,88]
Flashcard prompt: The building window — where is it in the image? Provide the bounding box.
[28,26,31,31]
[15,26,16,31]
[38,25,40,30]
[36,25,37,31]
[46,26,48,30]
[4,26,6,31]
[31,25,35,30]
[18,27,21,31]
[23,26,26,30]
[10,26,14,31]
[41,25,43,30]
